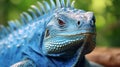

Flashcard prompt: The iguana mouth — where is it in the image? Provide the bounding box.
[44,33,96,55]
[46,39,84,54]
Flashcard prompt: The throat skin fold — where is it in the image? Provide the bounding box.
[72,35,89,67]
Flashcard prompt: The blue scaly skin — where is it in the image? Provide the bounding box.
[0,0,103,67]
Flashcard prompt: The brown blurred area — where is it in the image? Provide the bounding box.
[86,47,120,67]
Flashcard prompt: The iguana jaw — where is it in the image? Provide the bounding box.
[43,33,96,57]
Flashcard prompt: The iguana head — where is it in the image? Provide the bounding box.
[42,8,96,57]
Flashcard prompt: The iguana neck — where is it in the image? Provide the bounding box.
[47,47,90,67]
[47,36,92,67]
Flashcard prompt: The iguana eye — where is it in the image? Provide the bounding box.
[58,19,65,26]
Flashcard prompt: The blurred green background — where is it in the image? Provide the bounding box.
[0,0,120,47]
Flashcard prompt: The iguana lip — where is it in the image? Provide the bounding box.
[57,33,96,37]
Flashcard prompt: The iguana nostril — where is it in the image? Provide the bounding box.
[92,15,96,23]
[90,15,95,26]
[90,20,95,26]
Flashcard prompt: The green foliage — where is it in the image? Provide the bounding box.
[0,0,120,47]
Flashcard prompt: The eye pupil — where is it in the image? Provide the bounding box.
[78,21,80,25]
[58,19,65,25]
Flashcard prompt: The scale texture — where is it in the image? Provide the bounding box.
[0,0,102,67]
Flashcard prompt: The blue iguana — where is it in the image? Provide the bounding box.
[0,0,102,67]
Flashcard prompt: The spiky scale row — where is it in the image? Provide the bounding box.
[66,0,71,7]
[31,5,41,16]
[71,0,75,8]
[0,0,75,40]
[20,14,27,25]
[50,0,56,9]
[37,2,46,13]
[56,0,61,8]
[22,12,32,22]
[28,9,37,19]
[43,1,51,11]
[8,21,17,31]
[61,0,65,7]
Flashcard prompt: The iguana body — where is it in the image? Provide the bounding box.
[0,0,102,67]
